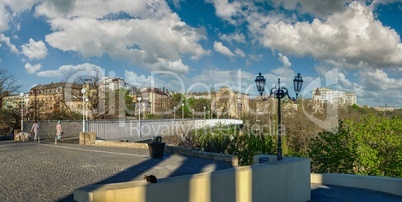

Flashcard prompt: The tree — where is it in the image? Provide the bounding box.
[0,69,21,108]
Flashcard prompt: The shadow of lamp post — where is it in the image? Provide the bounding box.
[255,73,303,160]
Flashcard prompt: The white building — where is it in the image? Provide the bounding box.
[100,77,125,91]
[313,88,356,105]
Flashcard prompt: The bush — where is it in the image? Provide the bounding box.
[180,126,275,166]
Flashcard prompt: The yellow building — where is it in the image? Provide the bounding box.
[29,82,83,120]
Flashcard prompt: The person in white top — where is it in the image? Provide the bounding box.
[30,120,40,141]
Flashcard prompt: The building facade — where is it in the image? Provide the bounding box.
[313,88,356,105]
[29,82,83,120]
[187,87,249,118]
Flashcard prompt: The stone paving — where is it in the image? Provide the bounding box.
[1,140,401,202]
[0,140,232,202]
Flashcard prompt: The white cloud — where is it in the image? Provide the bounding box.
[214,41,235,57]
[271,53,293,77]
[37,63,103,78]
[207,0,243,24]
[21,38,48,60]
[0,34,19,54]
[220,32,246,43]
[278,53,291,68]
[25,62,42,74]
[257,2,402,69]
[0,3,10,32]
[34,0,209,74]
[269,0,352,18]
[234,48,245,57]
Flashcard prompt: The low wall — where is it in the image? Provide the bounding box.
[74,157,310,202]
[94,140,148,149]
[311,173,402,196]
[165,146,238,166]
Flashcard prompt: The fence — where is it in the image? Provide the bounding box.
[24,119,243,141]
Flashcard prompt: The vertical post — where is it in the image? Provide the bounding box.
[81,88,86,132]
[174,107,176,120]
[20,93,24,132]
[277,78,282,161]
[137,97,142,138]
[192,109,194,119]
[181,103,184,119]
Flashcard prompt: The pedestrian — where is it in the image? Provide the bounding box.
[56,120,63,142]
[30,120,40,141]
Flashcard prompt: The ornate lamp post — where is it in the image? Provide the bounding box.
[81,88,86,132]
[137,96,142,137]
[255,73,303,160]
[19,92,25,131]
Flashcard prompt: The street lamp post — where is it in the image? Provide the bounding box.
[192,109,194,119]
[137,97,142,137]
[19,93,25,131]
[81,88,86,132]
[203,106,206,120]
[85,98,89,120]
[173,106,176,120]
[255,73,303,161]
[181,103,184,119]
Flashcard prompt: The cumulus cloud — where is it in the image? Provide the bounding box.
[219,32,246,43]
[21,38,48,60]
[34,0,209,74]
[214,41,235,57]
[271,53,294,77]
[257,2,402,69]
[37,63,103,78]
[234,48,245,57]
[0,34,19,54]
[25,62,42,74]
[269,0,352,19]
[207,0,243,24]
[0,4,10,32]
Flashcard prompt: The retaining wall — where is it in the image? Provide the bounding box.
[74,157,311,202]
[311,173,402,196]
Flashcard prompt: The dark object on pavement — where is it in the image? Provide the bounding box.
[144,175,157,183]
[148,136,165,159]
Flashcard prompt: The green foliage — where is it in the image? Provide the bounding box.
[308,121,357,174]
[309,116,402,178]
[181,125,275,166]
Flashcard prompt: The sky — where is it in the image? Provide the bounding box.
[1,0,402,107]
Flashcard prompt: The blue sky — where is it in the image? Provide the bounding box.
[1,0,402,107]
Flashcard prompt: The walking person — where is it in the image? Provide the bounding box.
[30,120,40,142]
[56,120,63,142]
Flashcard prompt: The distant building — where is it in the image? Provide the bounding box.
[373,103,397,112]
[313,88,356,105]
[139,87,171,114]
[187,87,249,118]
[100,77,125,91]
[29,82,83,120]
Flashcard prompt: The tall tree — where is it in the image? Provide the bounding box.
[0,69,21,108]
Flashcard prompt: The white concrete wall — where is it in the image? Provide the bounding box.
[311,173,402,196]
[74,157,310,202]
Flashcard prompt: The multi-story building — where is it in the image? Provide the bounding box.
[138,87,171,115]
[29,82,83,120]
[100,77,125,91]
[313,88,356,105]
[187,87,249,118]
